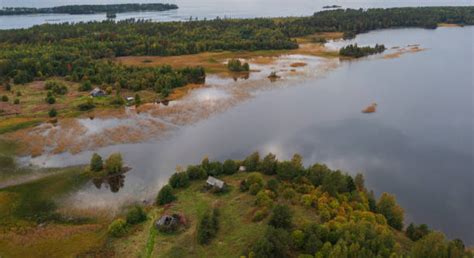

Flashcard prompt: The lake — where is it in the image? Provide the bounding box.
[1,0,473,29]
[21,25,474,244]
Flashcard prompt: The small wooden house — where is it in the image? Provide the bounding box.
[155,215,178,232]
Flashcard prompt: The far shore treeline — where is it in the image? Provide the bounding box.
[0,3,178,16]
[0,7,473,96]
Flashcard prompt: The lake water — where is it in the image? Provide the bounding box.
[23,26,474,244]
[1,0,473,29]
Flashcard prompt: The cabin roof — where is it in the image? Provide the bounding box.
[206,176,225,189]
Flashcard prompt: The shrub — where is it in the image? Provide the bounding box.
[223,159,238,175]
[156,184,176,205]
[5,83,11,91]
[266,178,280,192]
[243,152,260,171]
[79,80,92,91]
[186,165,207,180]
[227,58,250,72]
[134,93,141,106]
[78,99,95,111]
[104,153,123,174]
[169,172,190,188]
[197,208,220,245]
[1,95,8,102]
[45,80,68,95]
[90,153,103,172]
[249,183,262,195]
[252,208,269,222]
[45,95,56,104]
[260,153,278,175]
[208,161,223,176]
[16,91,21,96]
[126,206,147,225]
[269,204,292,229]
[48,108,57,117]
[108,219,128,237]
[13,98,20,104]
[255,191,273,208]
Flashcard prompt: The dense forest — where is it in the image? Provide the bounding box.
[0,3,178,15]
[0,7,472,94]
[150,152,472,257]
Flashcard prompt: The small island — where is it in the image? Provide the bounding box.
[323,5,342,9]
[339,44,386,58]
[0,3,178,16]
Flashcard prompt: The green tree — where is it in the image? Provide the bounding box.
[354,173,365,191]
[169,172,190,188]
[260,153,278,175]
[269,204,292,229]
[223,159,238,175]
[104,153,123,174]
[126,205,147,225]
[243,151,260,171]
[252,226,290,258]
[156,184,176,205]
[377,193,404,230]
[90,153,103,172]
[134,93,141,106]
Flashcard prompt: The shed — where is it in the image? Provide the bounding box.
[90,88,106,97]
[126,97,135,102]
[206,176,225,189]
[239,166,246,172]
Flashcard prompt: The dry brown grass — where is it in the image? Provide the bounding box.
[290,62,308,67]
[438,23,462,27]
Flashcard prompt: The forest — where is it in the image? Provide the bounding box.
[0,3,178,15]
[0,6,473,95]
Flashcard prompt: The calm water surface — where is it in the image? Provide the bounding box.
[25,26,474,243]
[1,0,473,29]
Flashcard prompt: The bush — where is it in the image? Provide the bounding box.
[48,108,57,117]
[126,206,147,225]
[252,207,269,222]
[5,83,11,91]
[197,208,220,245]
[169,172,190,188]
[78,99,95,111]
[227,58,250,72]
[108,219,128,237]
[255,191,273,208]
[45,80,68,95]
[1,95,8,102]
[223,159,238,175]
[90,153,103,172]
[243,152,260,171]
[260,153,278,175]
[266,178,280,192]
[208,161,223,176]
[16,91,21,97]
[45,95,56,104]
[79,80,92,91]
[249,183,262,195]
[104,153,123,174]
[269,204,292,229]
[156,184,176,205]
[186,165,207,180]
[251,226,290,258]
[13,98,20,104]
